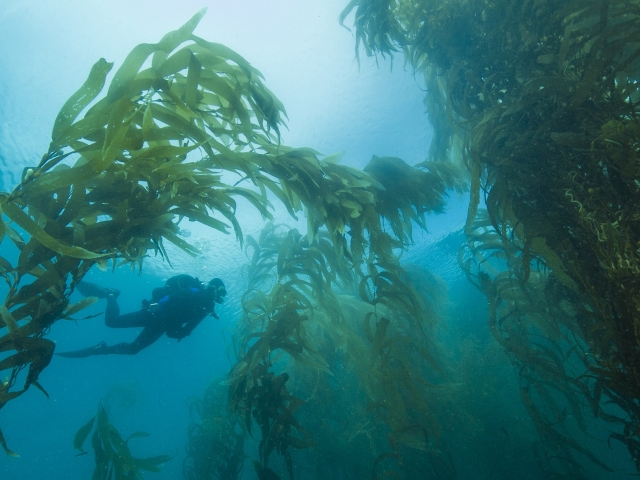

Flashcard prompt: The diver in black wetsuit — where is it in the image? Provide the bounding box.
[57,275,227,358]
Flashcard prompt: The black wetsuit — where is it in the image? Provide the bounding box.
[58,282,216,357]
[102,286,214,355]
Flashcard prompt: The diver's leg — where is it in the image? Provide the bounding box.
[56,326,164,357]
[101,326,165,355]
[57,293,158,358]
[105,294,121,321]
[76,282,120,299]
[104,301,154,329]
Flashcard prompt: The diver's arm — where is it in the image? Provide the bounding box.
[171,315,206,341]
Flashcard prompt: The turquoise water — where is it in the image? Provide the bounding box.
[0,1,636,479]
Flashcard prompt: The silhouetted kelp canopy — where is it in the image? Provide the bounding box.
[340,0,640,477]
[0,7,462,478]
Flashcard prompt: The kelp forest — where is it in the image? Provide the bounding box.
[0,1,639,479]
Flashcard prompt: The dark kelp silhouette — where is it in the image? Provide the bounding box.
[341,0,640,476]
[74,404,171,479]
[0,8,459,471]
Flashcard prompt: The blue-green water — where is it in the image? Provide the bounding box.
[0,1,637,479]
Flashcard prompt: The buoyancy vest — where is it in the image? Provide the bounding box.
[150,274,203,303]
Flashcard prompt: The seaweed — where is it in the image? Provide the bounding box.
[0,8,286,452]
[0,8,456,462]
[228,224,454,478]
[74,404,171,479]
[461,214,613,477]
[183,380,245,480]
[342,0,640,474]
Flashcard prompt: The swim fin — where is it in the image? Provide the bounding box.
[76,282,120,299]
[56,341,108,358]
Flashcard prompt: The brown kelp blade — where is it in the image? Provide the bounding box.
[0,428,19,458]
[74,415,96,452]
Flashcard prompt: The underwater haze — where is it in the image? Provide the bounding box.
[0,1,638,479]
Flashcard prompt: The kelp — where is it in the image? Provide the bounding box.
[461,213,615,477]
[0,8,456,460]
[230,225,342,478]
[183,380,245,480]
[342,0,640,475]
[229,224,453,479]
[74,404,171,479]
[0,8,282,452]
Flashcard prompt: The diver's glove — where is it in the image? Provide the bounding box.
[141,298,163,314]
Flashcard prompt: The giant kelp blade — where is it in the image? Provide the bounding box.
[30,380,49,399]
[0,428,19,457]
[107,8,207,102]
[1,202,107,259]
[154,47,193,78]
[65,297,99,318]
[74,415,96,452]
[125,431,150,443]
[185,52,202,109]
[4,224,25,251]
[47,110,111,155]
[91,429,108,480]
[152,7,207,67]
[106,425,133,467]
[338,0,359,30]
[52,58,113,141]
[18,338,55,390]
[171,208,230,234]
[162,231,200,257]
[133,454,172,472]
[95,404,109,434]
[98,97,136,171]
[0,306,20,341]
[0,255,12,273]
[189,34,256,75]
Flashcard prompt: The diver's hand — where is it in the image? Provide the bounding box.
[147,303,161,314]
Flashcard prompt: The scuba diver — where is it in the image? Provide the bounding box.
[57,274,227,358]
